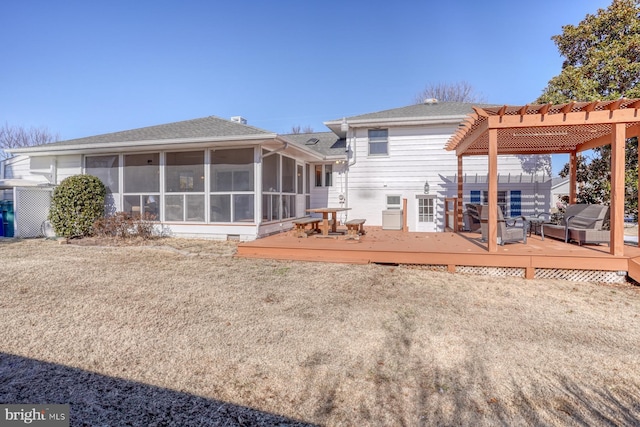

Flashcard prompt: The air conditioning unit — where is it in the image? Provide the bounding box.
[382,210,402,230]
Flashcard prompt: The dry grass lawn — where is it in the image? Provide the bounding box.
[1,237,640,426]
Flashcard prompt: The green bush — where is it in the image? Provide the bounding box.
[49,174,106,238]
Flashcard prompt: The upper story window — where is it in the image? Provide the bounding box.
[368,129,388,156]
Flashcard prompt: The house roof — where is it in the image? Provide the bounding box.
[324,101,499,137]
[8,115,277,155]
[281,132,346,159]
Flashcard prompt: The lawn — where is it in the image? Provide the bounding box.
[1,238,639,426]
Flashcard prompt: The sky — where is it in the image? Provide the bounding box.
[1,0,614,175]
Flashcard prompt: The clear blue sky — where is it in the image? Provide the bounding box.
[1,1,613,175]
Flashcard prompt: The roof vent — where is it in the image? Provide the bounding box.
[305,137,320,145]
[423,98,438,105]
[230,116,247,125]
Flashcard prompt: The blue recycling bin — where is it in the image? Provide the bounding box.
[0,201,13,237]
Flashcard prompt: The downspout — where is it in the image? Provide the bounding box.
[343,119,354,222]
[50,158,57,184]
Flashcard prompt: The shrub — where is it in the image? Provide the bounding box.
[49,174,106,238]
[92,212,157,240]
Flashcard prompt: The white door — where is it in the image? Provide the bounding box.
[415,196,437,232]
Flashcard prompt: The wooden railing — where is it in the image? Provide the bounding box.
[444,197,459,232]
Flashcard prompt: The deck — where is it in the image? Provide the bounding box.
[237,227,640,283]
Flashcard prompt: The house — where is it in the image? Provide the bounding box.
[2,101,551,239]
[551,177,570,208]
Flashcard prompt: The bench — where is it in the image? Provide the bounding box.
[345,218,366,239]
[291,217,321,238]
[541,204,610,246]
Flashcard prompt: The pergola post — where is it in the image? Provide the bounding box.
[610,123,626,256]
[569,150,578,204]
[457,155,463,232]
[488,128,498,252]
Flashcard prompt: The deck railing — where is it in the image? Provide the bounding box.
[444,197,458,232]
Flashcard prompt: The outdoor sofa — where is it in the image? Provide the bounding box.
[541,204,610,246]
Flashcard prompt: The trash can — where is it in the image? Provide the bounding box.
[0,201,14,237]
[382,209,403,230]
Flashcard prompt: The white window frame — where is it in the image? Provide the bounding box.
[386,195,402,210]
[417,195,436,223]
[313,164,333,187]
[368,129,389,156]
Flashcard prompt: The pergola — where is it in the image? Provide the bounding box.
[446,99,640,256]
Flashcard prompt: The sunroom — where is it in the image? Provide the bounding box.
[6,116,327,241]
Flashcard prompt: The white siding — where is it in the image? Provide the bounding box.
[55,155,82,183]
[344,125,550,231]
[4,155,48,181]
[309,162,349,223]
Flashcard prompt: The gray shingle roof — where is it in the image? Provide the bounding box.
[282,132,346,158]
[330,102,500,122]
[38,115,273,148]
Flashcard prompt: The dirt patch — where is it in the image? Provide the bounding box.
[1,238,639,425]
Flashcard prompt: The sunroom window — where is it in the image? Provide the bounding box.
[211,148,255,223]
[123,153,160,219]
[85,155,119,193]
[165,151,205,222]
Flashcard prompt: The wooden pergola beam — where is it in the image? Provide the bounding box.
[611,123,626,256]
[582,101,599,113]
[486,108,638,130]
[578,122,640,152]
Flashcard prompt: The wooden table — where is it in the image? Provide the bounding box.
[306,207,351,236]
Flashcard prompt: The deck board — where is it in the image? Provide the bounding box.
[237,227,640,282]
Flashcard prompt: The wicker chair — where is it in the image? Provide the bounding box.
[480,205,527,245]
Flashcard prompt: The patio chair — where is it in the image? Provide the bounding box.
[480,205,527,245]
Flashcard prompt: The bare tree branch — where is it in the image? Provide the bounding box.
[414,81,486,104]
[0,123,59,160]
[290,125,314,134]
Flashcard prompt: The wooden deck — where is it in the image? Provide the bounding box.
[237,227,640,283]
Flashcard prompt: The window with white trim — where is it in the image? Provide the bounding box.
[123,153,160,219]
[165,151,205,222]
[418,197,435,222]
[85,155,119,193]
[368,129,388,156]
[386,195,402,210]
[314,164,333,187]
[211,148,255,223]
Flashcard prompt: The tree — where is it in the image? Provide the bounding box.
[537,0,640,219]
[290,125,314,134]
[0,123,59,160]
[537,0,640,103]
[413,81,486,104]
[516,154,552,177]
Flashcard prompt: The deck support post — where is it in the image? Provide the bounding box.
[569,150,578,204]
[610,123,626,256]
[457,155,463,232]
[488,128,498,252]
[525,267,535,280]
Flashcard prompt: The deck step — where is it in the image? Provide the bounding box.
[627,256,640,283]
